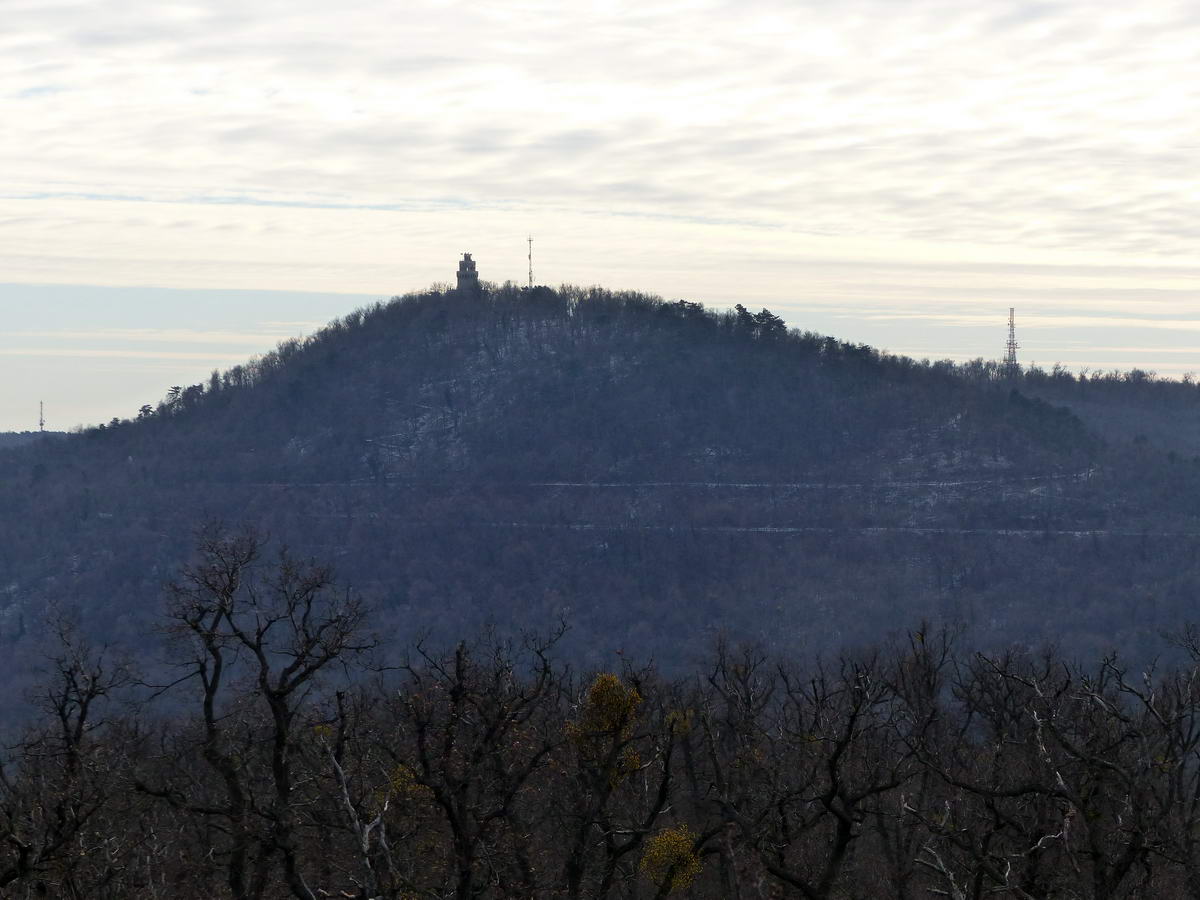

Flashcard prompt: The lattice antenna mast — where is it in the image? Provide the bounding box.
[527,234,533,288]
[39,401,44,434]
[1004,307,1019,375]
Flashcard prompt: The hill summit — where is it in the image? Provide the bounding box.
[2,282,1200,687]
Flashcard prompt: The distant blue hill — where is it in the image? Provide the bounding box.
[0,282,1197,713]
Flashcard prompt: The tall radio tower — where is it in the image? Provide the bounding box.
[527,235,533,288]
[39,400,44,434]
[1004,307,1019,376]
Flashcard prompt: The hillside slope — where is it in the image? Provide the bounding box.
[0,431,66,450]
[1,284,1198,693]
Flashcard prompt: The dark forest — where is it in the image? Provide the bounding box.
[8,528,1200,898]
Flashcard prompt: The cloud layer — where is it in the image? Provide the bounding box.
[5,0,1197,255]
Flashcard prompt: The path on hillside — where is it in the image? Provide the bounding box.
[236,470,1094,491]
[296,513,1187,540]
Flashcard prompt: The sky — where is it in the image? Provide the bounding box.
[1,0,1198,431]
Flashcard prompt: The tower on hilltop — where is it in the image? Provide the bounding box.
[1004,307,1019,377]
[456,253,481,298]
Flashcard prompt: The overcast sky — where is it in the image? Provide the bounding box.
[2,0,1198,430]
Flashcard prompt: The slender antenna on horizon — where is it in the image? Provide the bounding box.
[39,400,44,433]
[1004,307,1019,377]
[527,234,533,288]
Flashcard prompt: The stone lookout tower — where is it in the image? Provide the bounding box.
[456,253,481,297]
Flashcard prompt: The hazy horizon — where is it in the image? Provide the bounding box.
[3,262,1197,433]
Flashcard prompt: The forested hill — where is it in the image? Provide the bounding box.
[2,284,1200,694]
[26,286,1097,483]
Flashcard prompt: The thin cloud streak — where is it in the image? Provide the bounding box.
[0,348,251,361]
[857,313,1200,332]
[0,328,312,345]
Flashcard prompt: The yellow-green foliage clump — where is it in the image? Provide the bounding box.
[640,825,702,893]
[665,708,694,736]
[567,673,643,781]
[567,673,641,749]
[371,762,433,813]
[575,673,641,738]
